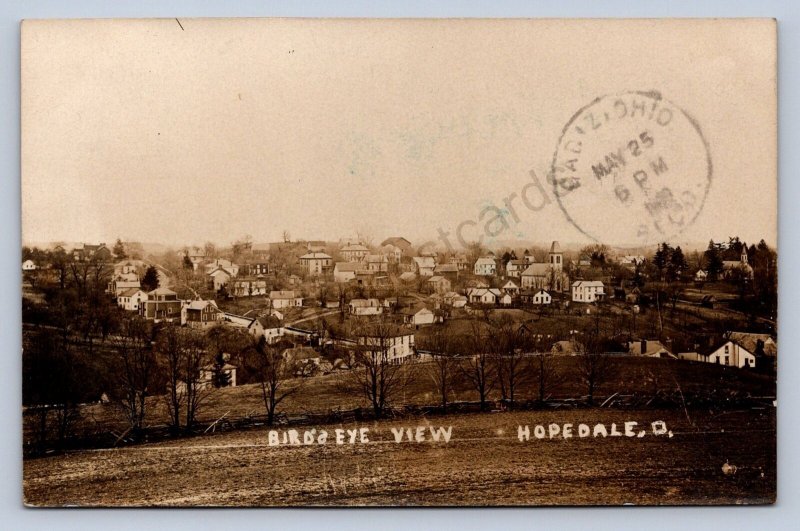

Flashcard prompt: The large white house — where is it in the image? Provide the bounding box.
[571,281,605,303]
[22,259,37,271]
[356,332,416,364]
[299,252,332,275]
[473,257,497,276]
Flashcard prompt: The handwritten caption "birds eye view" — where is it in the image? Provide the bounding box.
[266,421,673,447]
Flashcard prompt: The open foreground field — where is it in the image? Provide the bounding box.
[24,407,775,507]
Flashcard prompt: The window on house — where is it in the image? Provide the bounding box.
[724,356,729,366]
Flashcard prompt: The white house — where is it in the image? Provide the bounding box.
[208,267,233,292]
[498,292,513,306]
[22,259,37,271]
[506,259,526,278]
[333,262,364,283]
[349,298,383,316]
[356,332,416,364]
[571,281,605,303]
[466,287,502,305]
[473,257,497,276]
[117,288,148,311]
[694,269,708,282]
[269,290,303,309]
[501,280,519,295]
[259,315,285,344]
[680,340,756,368]
[231,278,268,297]
[443,291,468,308]
[401,306,436,327]
[299,252,332,275]
[531,289,552,305]
[223,313,265,338]
[204,259,239,277]
[412,256,436,277]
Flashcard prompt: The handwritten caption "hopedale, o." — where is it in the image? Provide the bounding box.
[266,420,674,447]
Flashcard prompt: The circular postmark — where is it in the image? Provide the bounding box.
[549,91,712,245]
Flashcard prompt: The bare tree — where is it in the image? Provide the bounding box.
[250,337,303,425]
[460,319,496,411]
[419,326,458,412]
[181,332,210,431]
[574,331,613,406]
[531,352,564,404]
[488,315,529,408]
[111,317,156,437]
[346,317,410,418]
[156,324,186,435]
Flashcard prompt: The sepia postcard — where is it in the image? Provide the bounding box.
[21,18,777,507]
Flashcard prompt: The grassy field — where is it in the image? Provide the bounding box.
[23,407,776,506]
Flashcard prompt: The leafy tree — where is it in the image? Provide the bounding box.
[141,266,160,292]
[670,246,687,280]
[182,254,194,270]
[211,353,232,388]
[113,238,127,260]
[653,242,673,280]
[704,240,724,281]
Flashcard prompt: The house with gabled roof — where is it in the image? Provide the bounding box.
[223,312,265,338]
[427,275,451,294]
[117,288,147,311]
[501,280,520,295]
[412,256,436,277]
[627,339,675,359]
[334,261,365,283]
[400,305,436,328]
[572,281,605,303]
[208,267,233,292]
[139,287,182,321]
[506,259,527,278]
[183,299,224,330]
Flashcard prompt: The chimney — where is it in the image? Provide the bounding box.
[640,339,647,354]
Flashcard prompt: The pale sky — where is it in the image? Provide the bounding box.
[22,18,777,250]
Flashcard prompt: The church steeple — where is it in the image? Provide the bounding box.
[548,241,562,271]
[741,243,748,265]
